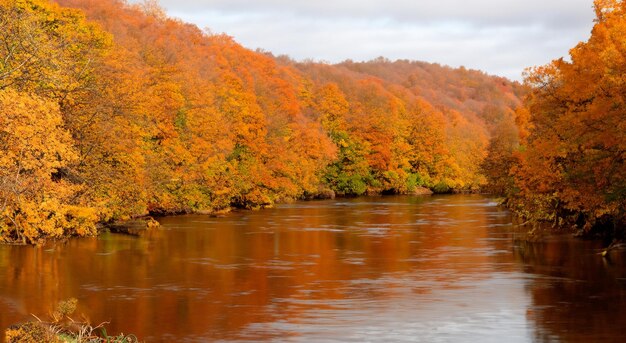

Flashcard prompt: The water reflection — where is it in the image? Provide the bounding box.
[0,195,625,342]
[514,237,626,342]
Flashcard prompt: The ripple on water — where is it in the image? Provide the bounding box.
[5,195,617,343]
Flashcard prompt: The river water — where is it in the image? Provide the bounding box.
[1,195,626,342]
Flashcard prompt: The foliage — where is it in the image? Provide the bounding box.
[0,0,523,243]
[481,112,521,195]
[0,89,97,244]
[489,0,626,235]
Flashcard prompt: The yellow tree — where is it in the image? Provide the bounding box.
[0,0,147,223]
[0,0,112,96]
[0,89,97,244]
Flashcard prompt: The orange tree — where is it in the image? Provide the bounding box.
[508,0,626,232]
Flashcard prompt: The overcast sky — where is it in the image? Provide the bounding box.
[153,0,597,80]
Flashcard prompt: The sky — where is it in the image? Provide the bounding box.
[153,0,597,80]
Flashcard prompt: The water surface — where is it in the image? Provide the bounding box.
[1,195,626,342]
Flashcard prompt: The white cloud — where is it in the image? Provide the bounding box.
[150,0,597,80]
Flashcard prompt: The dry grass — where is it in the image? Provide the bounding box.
[5,299,140,343]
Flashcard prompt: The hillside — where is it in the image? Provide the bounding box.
[0,0,522,243]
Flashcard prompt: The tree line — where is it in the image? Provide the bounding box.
[13,0,610,244]
[484,0,626,238]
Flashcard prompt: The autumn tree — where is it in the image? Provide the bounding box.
[0,0,112,95]
[507,0,626,233]
[404,100,453,189]
[0,0,115,242]
[481,113,520,195]
[0,90,97,243]
[315,83,372,195]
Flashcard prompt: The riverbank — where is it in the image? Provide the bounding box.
[0,187,437,246]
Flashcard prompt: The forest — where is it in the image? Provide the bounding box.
[0,0,624,244]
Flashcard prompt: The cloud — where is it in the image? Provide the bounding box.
[159,0,592,27]
[151,0,597,80]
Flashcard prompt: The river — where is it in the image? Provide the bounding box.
[1,195,625,342]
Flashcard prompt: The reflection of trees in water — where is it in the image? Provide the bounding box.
[0,195,519,341]
[513,238,626,343]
